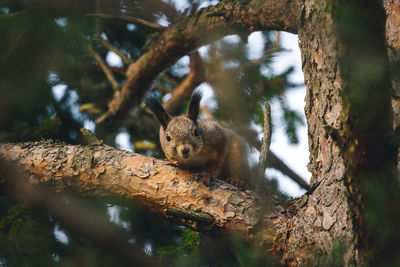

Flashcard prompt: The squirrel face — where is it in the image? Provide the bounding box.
[146,90,203,163]
[159,116,203,162]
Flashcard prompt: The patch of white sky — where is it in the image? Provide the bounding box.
[51,84,81,123]
[115,131,135,152]
[0,7,10,14]
[51,84,67,102]
[247,32,264,60]
[144,241,153,254]
[267,32,310,197]
[161,0,218,14]
[107,205,132,230]
[171,55,190,75]
[106,51,124,67]
[126,23,136,31]
[54,17,68,28]
[54,224,69,244]
[156,14,170,27]
[166,0,218,10]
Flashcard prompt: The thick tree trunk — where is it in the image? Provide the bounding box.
[272,0,396,266]
[272,1,357,264]
[384,0,400,167]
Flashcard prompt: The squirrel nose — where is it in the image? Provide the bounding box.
[178,145,191,158]
[181,147,189,155]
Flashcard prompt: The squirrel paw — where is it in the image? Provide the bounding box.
[195,171,214,186]
[226,177,249,189]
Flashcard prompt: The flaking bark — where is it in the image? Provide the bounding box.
[0,141,285,247]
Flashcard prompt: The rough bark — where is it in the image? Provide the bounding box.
[0,141,285,248]
[384,0,400,167]
[385,0,400,101]
[271,2,356,264]
[272,0,396,266]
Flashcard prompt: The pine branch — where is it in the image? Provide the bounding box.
[94,36,132,65]
[0,141,285,247]
[86,42,120,92]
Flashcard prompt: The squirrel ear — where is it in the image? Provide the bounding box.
[187,90,203,123]
[145,97,171,129]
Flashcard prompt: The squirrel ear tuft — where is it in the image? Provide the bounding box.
[145,97,171,129]
[187,90,203,123]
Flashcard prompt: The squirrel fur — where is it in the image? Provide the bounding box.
[146,90,251,188]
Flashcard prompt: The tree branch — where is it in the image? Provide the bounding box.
[86,42,120,92]
[0,141,286,248]
[95,0,297,124]
[86,13,165,30]
[257,101,272,188]
[94,36,132,65]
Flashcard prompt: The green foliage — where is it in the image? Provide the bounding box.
[0,115,62,142]
[157,228,200,265]
[0,195,59,266]
[362,173,400,266]
[231,235,280,267]
[282,105,304,144]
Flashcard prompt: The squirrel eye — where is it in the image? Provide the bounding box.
[166,134,171,141]
[194,128,199,136]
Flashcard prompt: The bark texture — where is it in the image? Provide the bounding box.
[272,1,395,265]
[0,141,285,247]
[272,1,356,265]
[385,0,400,100]
[384,0,400,167]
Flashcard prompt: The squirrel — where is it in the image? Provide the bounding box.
[146,90,251,188]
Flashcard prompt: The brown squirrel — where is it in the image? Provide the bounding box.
[146,90,251,188]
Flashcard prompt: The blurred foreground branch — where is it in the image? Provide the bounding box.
[0,158,160,267]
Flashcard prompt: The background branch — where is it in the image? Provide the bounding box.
[86,42,120,92]
[94,36,132,65]
[95,0,297,124]
[86,13,165,30]
[257,101,272,189]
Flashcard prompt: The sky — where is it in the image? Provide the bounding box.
[268,33,310,196]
